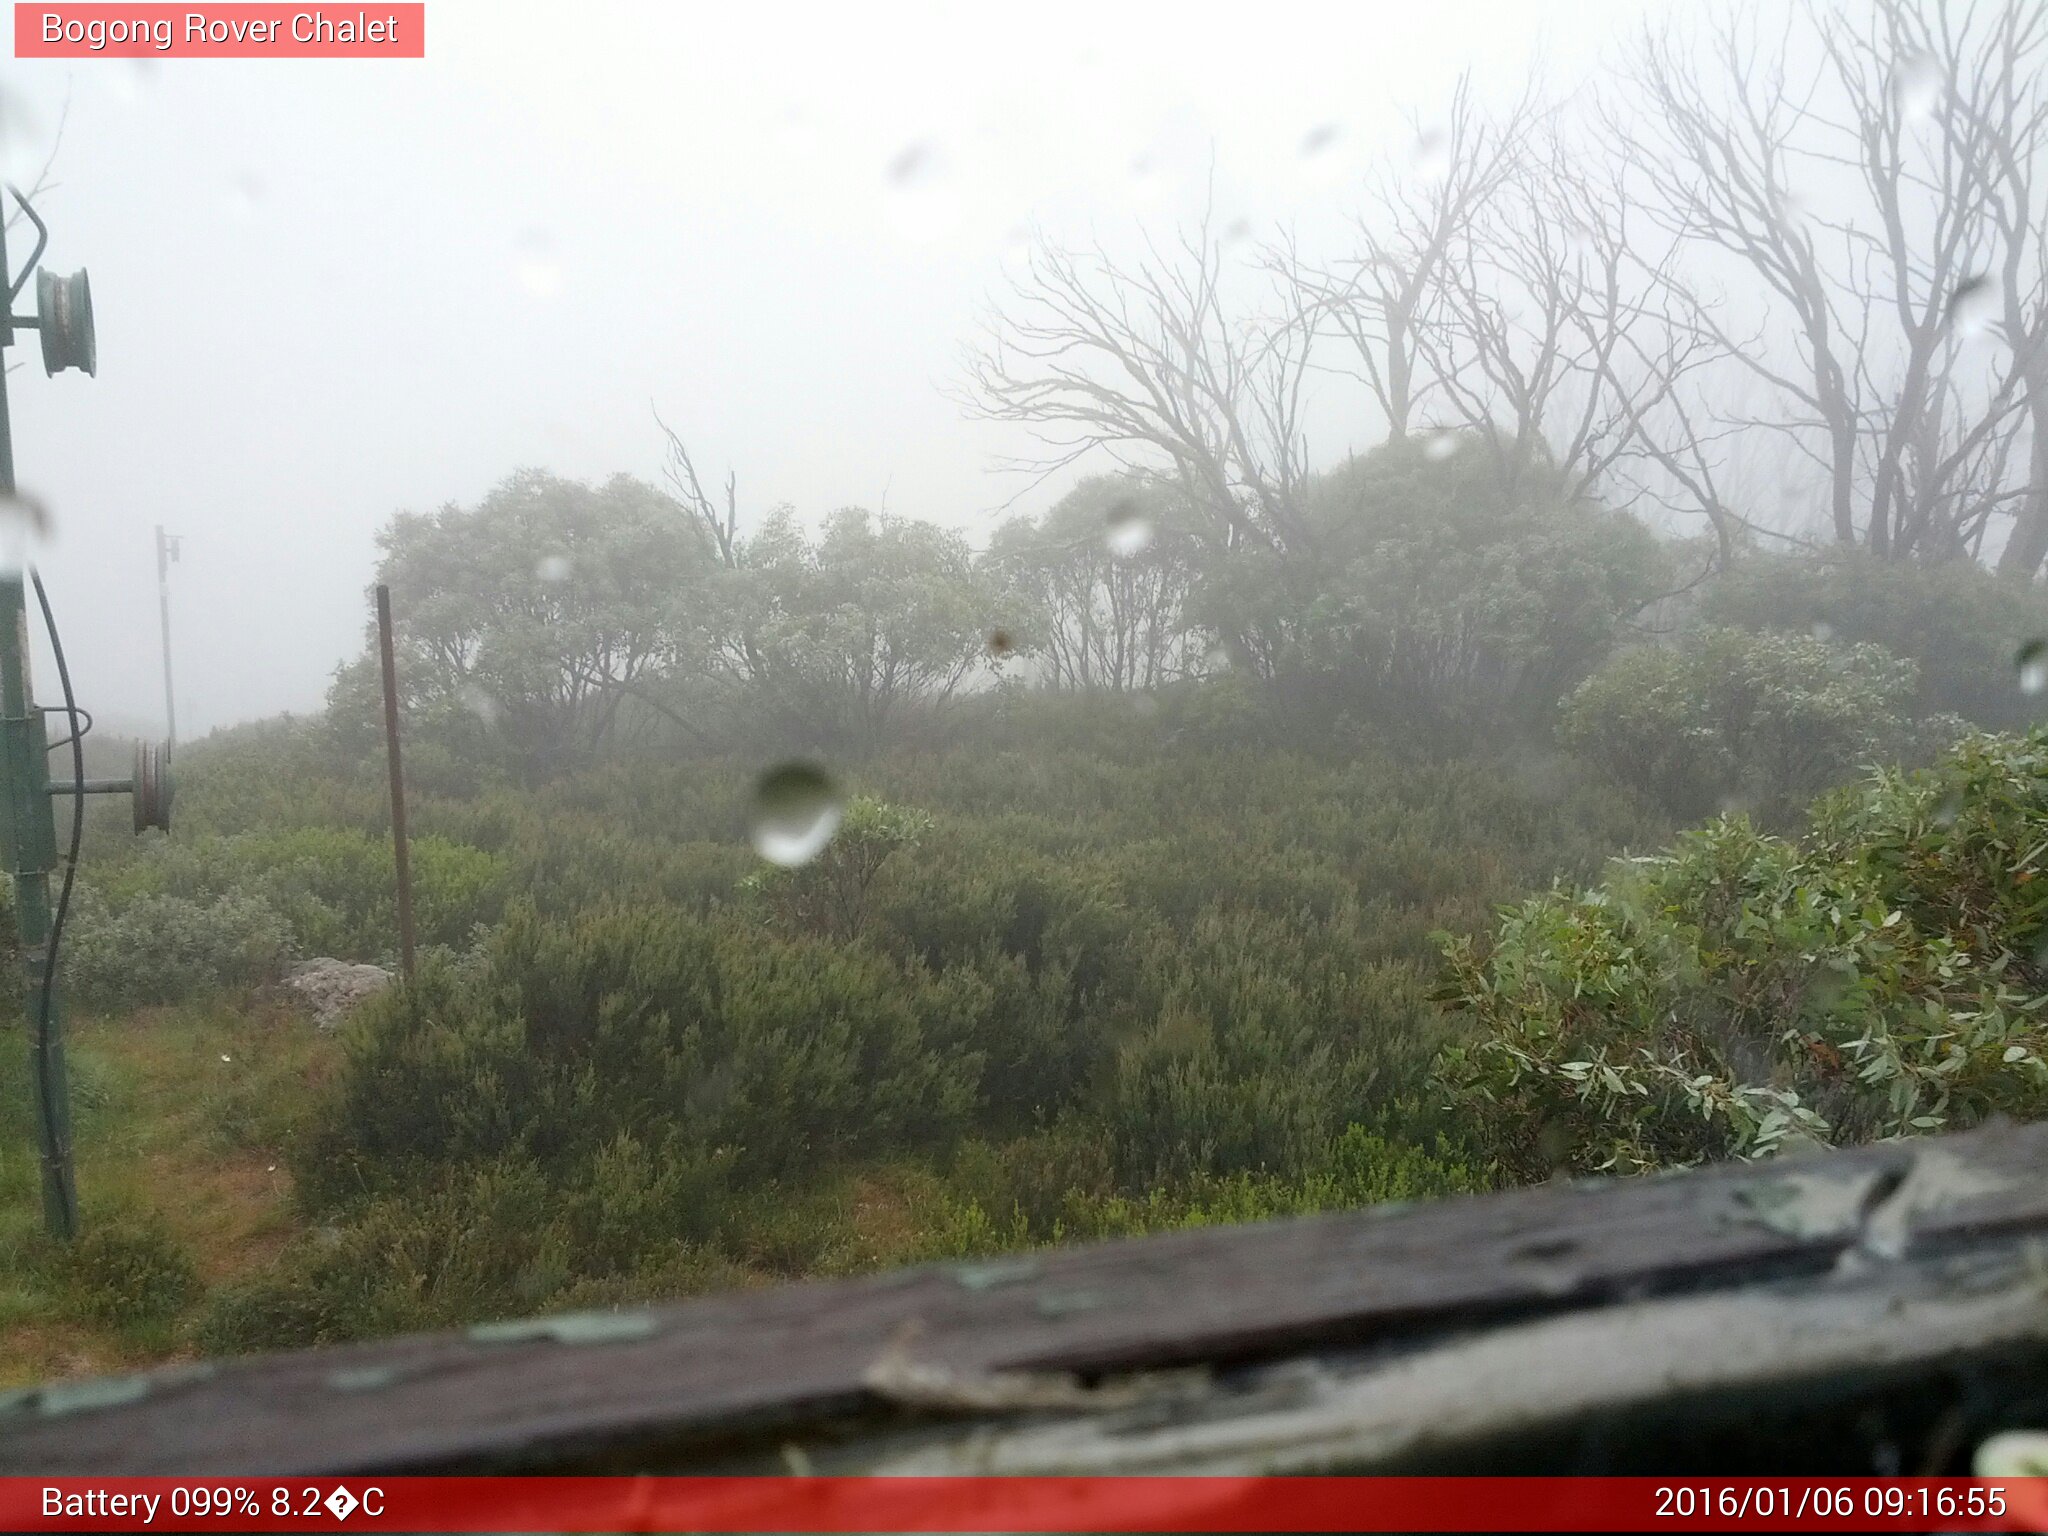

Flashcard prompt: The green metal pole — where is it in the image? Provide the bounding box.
[0,214,77,1240]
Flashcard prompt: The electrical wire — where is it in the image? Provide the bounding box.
[30,567,80,1235]
[44,702,90,752]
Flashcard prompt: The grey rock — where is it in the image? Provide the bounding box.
[283,957,393,1030]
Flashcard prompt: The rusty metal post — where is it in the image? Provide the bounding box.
[375,585,416,982]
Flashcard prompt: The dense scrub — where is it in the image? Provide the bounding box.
[65,712,2048,1358]
[169,715,1646,1350]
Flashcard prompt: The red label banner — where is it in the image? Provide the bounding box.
[14,5,424,58]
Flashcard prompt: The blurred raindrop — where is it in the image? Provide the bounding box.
[986,627,1016,659]
[887,141,936,185]
[514,228,561,298]
[1423,430,1460,462]
[1129,151,1166,205]
[1410,128,1449,184]
[2018,638,2048,695]
[0,89,43,183]
[112,59,160,102]
[0,491,52,576]
[2031,931,2048,973]
[535,554,573,584]
[1930,788,1964,828]
[885,140,956,244]
[772,105,818,162]
[1299,122,1340,158]
[228,170,266,218]
[749,763,844,867]
[458,683,501,724]
[1105,498,1154,558]
[1221,217,1254,247]
[1775,188,1810,234]
[1893,50,1943,122]
[1810,620,1835,643]
[1945,273,1999,339]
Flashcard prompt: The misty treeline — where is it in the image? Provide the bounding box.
[320,0,2048,828]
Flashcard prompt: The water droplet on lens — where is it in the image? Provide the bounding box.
[887,141,936,185]
[885,140,956,244]
[749,762,844,867]
[0,90,43,183]
[0,491,52,575]
[458,683,501,723]
[1423,430,1460,461]
[1946,273,1999,339]
[1775,188,1810,233]
[1222,217,1253,246]
[1810,620,1835,643]
[229,170,265,218]
[1894,50,1942,121]
[535,554,573,583]
[1410,128,1449,183]
[1104,498,1154,557]
[986,627,1016,658]
[113,59,159,102]
[514,229,561,297]
[1300,122,1340,158]
[2017,638,2048,694]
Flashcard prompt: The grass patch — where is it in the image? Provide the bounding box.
[0,1000,334,1386]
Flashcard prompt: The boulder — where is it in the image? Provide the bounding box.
[283,957,394,1030]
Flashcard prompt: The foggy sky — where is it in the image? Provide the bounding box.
[2,0,1656,736]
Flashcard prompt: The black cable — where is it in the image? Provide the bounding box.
[30,567,80,1236]
[43,702,90,752]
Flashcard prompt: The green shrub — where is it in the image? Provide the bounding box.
[197,1149,750,1355]
[1560,627,1922,823]
[60,1215,201,1327]
[293,904,985,1211]
[1434,730,2048,1182]
[94,827,507,963]
[62,891,295,1012]
[1703,549,2048,731]
[1196,438,1672,740]
[742,795,932,942]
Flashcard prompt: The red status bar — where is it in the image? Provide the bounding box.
[3,1476,2046,1532]
[14,5,424,58]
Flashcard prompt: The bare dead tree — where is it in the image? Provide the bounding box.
[958,198,1319,558]
[1928,0,2048,575]
[652,405,742,569]
[1616,0,2040,563]
[1402,111,1716,512]
[1290,75,1534,447]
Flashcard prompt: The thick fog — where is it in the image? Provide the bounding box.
[1,0,1655,736]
